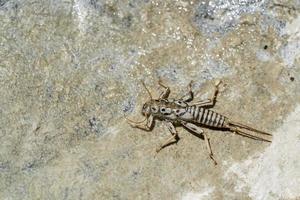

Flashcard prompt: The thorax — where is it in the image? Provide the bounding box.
[151,99,188,121]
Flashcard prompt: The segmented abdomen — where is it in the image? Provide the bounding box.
[187,106,227,128]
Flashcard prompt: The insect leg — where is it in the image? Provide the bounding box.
[181,121,218,165]
[127,115,154,131]
[156,122,179,153]
[189,80,221,107]
[158,80,170,99]
[180,80,194,102]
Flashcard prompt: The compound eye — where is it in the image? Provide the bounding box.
[142,104,147,109]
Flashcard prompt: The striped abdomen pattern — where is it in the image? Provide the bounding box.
[187,106,227,128]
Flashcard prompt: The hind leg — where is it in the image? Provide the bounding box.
[181,121,218,165]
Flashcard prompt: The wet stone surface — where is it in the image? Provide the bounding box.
[0,0,300,199]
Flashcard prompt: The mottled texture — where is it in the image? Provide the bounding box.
[0,0,300,199]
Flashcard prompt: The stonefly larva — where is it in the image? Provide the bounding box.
[126,80,272,165]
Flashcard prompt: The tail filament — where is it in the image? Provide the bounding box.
[227,121,272,142]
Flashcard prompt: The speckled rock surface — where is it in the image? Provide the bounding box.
[0,0,300,199]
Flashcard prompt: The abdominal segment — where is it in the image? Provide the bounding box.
[187,106,227,128]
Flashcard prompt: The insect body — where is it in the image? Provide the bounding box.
[151,99,227,128]
[126,80,272,165]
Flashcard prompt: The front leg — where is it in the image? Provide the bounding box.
[158,80,170,99]
[180,81,194,102]
[156,122,179,153]
[181,121,217,165]
[127,115,154,131]
[189,80,221,107]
